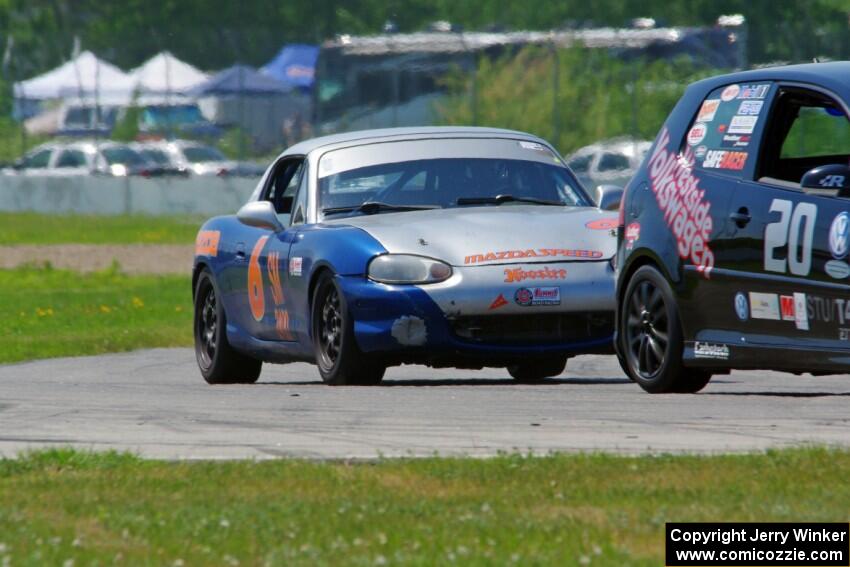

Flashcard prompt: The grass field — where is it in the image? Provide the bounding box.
[0,212,201,244]
[0,448,846,565]
[0,266,191,363]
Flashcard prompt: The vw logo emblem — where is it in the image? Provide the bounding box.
[734,292,748,321]
[830,212,850,259]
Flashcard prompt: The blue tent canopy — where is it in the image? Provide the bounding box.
[188,64,291,97]
[261,44,319,90]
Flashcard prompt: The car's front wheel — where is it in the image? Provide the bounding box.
[194,269,262,384]
[507,356,567,383]
[620,265,711,393]
[311,272,385,385]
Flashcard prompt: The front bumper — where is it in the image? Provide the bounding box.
[338,260,616,364]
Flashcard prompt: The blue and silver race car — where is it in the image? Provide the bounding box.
[192,127,622,385]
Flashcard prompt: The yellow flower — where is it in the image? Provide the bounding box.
[175,306,184,312]
[132,297,145,309]
[100,305,112,314]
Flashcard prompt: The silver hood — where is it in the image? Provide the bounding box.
[327,206,618,266]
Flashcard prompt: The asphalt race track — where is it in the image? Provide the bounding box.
[1,348,849,459]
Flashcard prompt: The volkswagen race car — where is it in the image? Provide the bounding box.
[193,126,622,385]
[616,61,850,393]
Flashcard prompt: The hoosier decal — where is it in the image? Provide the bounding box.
[647,128,715,277]
[503,266,567,283]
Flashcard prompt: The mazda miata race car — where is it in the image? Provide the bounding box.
[193,127,622,385]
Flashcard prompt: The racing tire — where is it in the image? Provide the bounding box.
[620,265,711,394]
[311,272,386,386]
[194,269,262,385]
[507,356,567,383]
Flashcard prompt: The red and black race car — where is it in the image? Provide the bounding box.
[616,61,850,393]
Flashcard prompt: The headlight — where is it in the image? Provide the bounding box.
[368,254,452,284]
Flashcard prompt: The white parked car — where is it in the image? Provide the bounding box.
[566,137,652,192]
[10,141,152,177]
[133,140,235,176]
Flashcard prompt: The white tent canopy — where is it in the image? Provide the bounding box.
[13,50,135,101]
[129,51,208,94]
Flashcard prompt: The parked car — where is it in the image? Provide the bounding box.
[134,140,234,176]
[566,138,652,197]
[10,140,158,177]
[192,126,623,386]
[616,61,850,393]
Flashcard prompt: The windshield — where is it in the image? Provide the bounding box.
[141,105,205,127]
[318,138,590,219]
[102,147,145,166]
[183,145,226,163]
[139,148,171,165]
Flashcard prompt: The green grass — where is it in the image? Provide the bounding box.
[0,212,202,244]
[0,266,191,363]
[0,448,847,565]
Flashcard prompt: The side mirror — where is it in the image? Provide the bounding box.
[595,184,624,211]
[801,164,850,197]
[237,201,285,232]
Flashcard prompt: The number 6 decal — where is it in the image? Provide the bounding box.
[248,236,269,321]
[764,199,816,276]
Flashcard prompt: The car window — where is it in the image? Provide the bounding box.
[183,146,225,163]
[139,149,170,165]
[290,168,309,225]
[758,87,850,185]
[102,147,145,166]
[567,154,593,174]
[21,149,52,169]
[683,82,772,178]
[597,152,630,172]
[266,159,304,216]
[55,149,88,168]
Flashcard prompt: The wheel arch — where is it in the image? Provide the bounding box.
[192,261,209,299]
[616,250,682,349]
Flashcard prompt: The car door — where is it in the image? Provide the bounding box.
[727,83,850,349]
[232,157,305,342]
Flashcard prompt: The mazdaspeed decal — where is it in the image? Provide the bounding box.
[647,128,715,277]
[195,230,221,257]
[503,266,567,283]
[464,249,603,265]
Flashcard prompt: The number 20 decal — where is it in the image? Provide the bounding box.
[764,199,817,276]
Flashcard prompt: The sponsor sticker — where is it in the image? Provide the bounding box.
[738,84,770,99]
[503,266,567,283]
[720,84,740,102]
[289,257,303,277]
[841,328,850,341]
[687,123,707,146]
[514,286,561,306]
[728,115,758,134]
[464,249,603,265]
[585,218,618,230]
[697,99,721,122]
[694,145,708,159]
[702,150,747,170]
[625,222,640,250]
[806,295,850,326]
[829,211,850,258]
[734,292,749,321]
[749,292,780,320]
[780,295,796,321]
[825,259,850,279]
[647,128,715,278]
[489,293,508,310]
[720,134,751,148]
[794,292,809,330]
[736,100,764,115]
[694,341,730,360]
[519,141,548,152]
[195,230,221,257]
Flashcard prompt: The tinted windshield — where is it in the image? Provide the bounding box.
[102,147,145,166]
[142,105,205,127]
[183,145,225,163]
[318,138,589,219]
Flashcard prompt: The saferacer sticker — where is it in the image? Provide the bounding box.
[702,150,747,171]
[647,128,714,277]
[464,249,603,264]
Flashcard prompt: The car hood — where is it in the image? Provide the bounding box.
[326,206,618,266]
